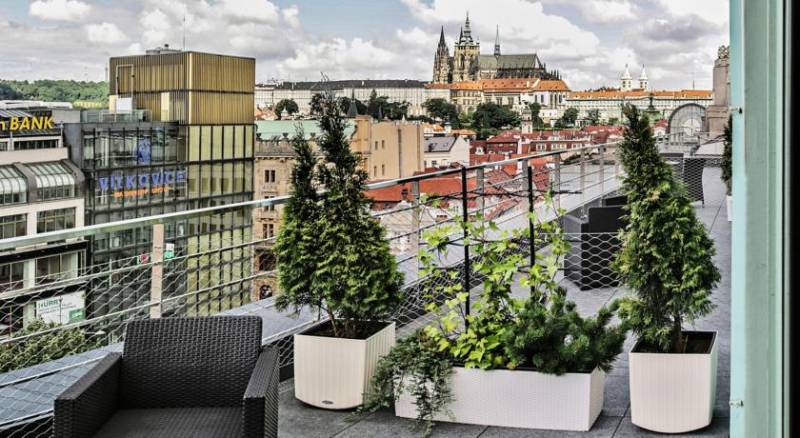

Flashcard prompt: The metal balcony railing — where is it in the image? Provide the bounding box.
[0,135,723,437]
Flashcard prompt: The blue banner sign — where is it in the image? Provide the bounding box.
[98,169,186,198]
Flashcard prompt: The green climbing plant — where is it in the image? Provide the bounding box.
[359,195,627,436]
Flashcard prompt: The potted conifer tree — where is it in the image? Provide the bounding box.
[275,95,403,409]
[721,115,733,221]
[614,106,721,433]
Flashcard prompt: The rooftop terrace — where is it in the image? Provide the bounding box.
[0,140,730,437]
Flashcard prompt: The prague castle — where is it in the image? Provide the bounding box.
[432,14,559,84]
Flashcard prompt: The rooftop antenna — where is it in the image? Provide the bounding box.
[182,13,186,50]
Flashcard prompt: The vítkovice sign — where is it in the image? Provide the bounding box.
[98,169,186,198]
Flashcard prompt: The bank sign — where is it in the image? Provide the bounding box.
[98,169,187,198]
[0,116,55,131]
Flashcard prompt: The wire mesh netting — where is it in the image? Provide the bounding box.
[0,138,723,437]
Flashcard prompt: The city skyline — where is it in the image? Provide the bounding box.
[0,0,728,90]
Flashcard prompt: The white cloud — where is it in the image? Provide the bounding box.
[576,1,636,23]
[86,22,129,44]
[29,0,90,22]
[3,0,728,92]
[657,0,729,26]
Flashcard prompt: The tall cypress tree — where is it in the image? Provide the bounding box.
[614,105,720,353]
[275,96,404,338]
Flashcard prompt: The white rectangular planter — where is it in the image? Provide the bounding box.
[629,331,718,433]
[294,321,395,409]
[396,366,605,431]
[726,195,733,222]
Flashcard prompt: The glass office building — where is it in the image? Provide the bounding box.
[64,49,255,321]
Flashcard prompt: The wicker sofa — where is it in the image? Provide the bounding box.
[54,316,278,438]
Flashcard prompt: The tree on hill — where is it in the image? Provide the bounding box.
[367,90,409,120]
[337,96,367,116]
[471,102,520,139]
[528,102,544,129]
[423,98,459,126]
[0,79,107,103]
[559,107,579,128]
[310,93,325,116]
[274,99,299,119]
[586,109,601,125]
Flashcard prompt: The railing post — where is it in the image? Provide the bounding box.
[580,147,587,218]
[527,164,536,297]
[150,223,164,319]
[460,167,470,324]
[599,145,606,198]
[410,180,421,276]
[475,167,485,240]
[554,154,562,210]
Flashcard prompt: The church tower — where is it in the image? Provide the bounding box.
[620,64,633,91]
[432,26,452,83]
[638,65,649,90]
[494,25,501,57]
[452,12,480,82]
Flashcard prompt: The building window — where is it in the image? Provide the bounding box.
[0,214,26,239]
[263,196,275,212]
[0,166,27,206]
[374,141,379,150]
[11,139,59,150]
[381,164,385,176]
[28,162,76,201]
[0,261,24,292]
[37,208,76,233]
[373,166,377,176]
[264,169,276,183]
[263,223,275,238]
[431,160,438,167]
[381,140,385,149]
[35,252,77,284]
[258,251,276,272]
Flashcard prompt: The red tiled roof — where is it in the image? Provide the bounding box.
[365,176,477,203]
[569,89,712,99]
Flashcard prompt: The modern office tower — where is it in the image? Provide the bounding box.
[0,102,86,337]
[64,47,255,321]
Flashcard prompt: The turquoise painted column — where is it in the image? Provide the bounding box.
[729,0,788,436]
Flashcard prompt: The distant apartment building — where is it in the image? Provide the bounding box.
[426,78,570,114]
[0,103,87,337]
[252,115,427,295]
[423,135,471,169]
[565,65,712,123]
[350,116,426,180]
[255,80,450,117]
[64,47,255,320]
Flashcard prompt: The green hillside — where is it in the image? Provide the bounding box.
[0,79,108,106]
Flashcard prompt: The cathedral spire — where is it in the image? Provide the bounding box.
[494,25,501,56]
[438,26,446,48]
[462,11,473,42]
[458,26,464,44]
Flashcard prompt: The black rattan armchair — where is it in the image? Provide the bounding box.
[54,316,278,438]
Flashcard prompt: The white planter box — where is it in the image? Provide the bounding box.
[726,195,732,222]
[294,321,395,409]
[629,331,718,433]
[396,366,605,431]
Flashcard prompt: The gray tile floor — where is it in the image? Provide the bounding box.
[277,168,731,438]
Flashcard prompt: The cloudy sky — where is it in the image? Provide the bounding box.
[0,0,728,90]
